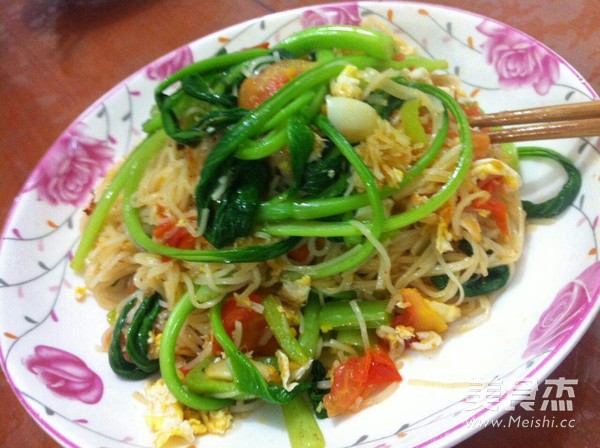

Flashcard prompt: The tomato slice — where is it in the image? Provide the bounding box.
[473,176,509,237]
[461,101,483,117]
[212,293,279,356]
[392,288,448,333]
[365,347,403,384]
[153,219,197,250]
[287,238,324,263]
[287,243,310,263]
[238,59,315,109]
[477,175,504,196]
[473,197,509,237]
[323,346,401,417]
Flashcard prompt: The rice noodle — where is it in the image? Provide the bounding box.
[350,299,370,350]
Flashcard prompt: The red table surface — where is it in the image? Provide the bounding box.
[1,1,599,447]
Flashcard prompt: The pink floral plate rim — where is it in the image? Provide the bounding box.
[1,2,599,448]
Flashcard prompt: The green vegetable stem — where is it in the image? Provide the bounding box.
[274,25,398,60]
[185,358,255,401]
[319,300,391,333]
[298,293,322,358]
[159,287,233,410]
[282,393,325,448]
[263,295,311,365]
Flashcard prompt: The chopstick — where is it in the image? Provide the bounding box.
[468,101,600,143]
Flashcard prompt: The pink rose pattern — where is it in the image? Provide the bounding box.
[25,127,114,207]
[24,345,103,404]
[145,46,193,80]
[476,20,560,95]
[300,3,361,28]
[523,262,600,358]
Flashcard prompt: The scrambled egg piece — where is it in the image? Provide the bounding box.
[276,350,298,392]
[411,331,443,351]
[147,332,162,360]
[376,324,414,361]
[405,66,432,84]
[471,158,521,192]
[436,220,454,253]
[276,350,312,392]
[435,199,457,254]
[143,379,194,447]
[75,286,87,302]
[330,65,363,99]
[279,275,312,308]
[355,118,413,188]
[377,324,415,345]
[183,408,232,436]
[427,300,461,323]
[143,379,232,448]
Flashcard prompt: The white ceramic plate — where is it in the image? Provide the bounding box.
[1,2,599,447]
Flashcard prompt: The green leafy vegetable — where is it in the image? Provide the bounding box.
[202,158,271,248]
[518,146,581,219]
[256,96,449,223]
[125,292,161,373]
[430,274,449,290]
[292,114,385,278]
[430,265,510,297]
[387,54,449,71]
[307,360,330,419]
[162,107,248,147]
[400,98,428,143]
[458,238,474,256]
[374,95,405,120]
[181,73,236,107]
[259,83,463,279]
[263,91,316,132]
[235,126,288,160]
[155,48,270,146]
[462,265,510,296]
[300,147,347,195]
[287,116,315,191]
[336,328,376,348]
[501,142,519,170]
[109,298,154,380]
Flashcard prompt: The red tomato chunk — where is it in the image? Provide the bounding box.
[212,293,279,356]
[323,346,402,417]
